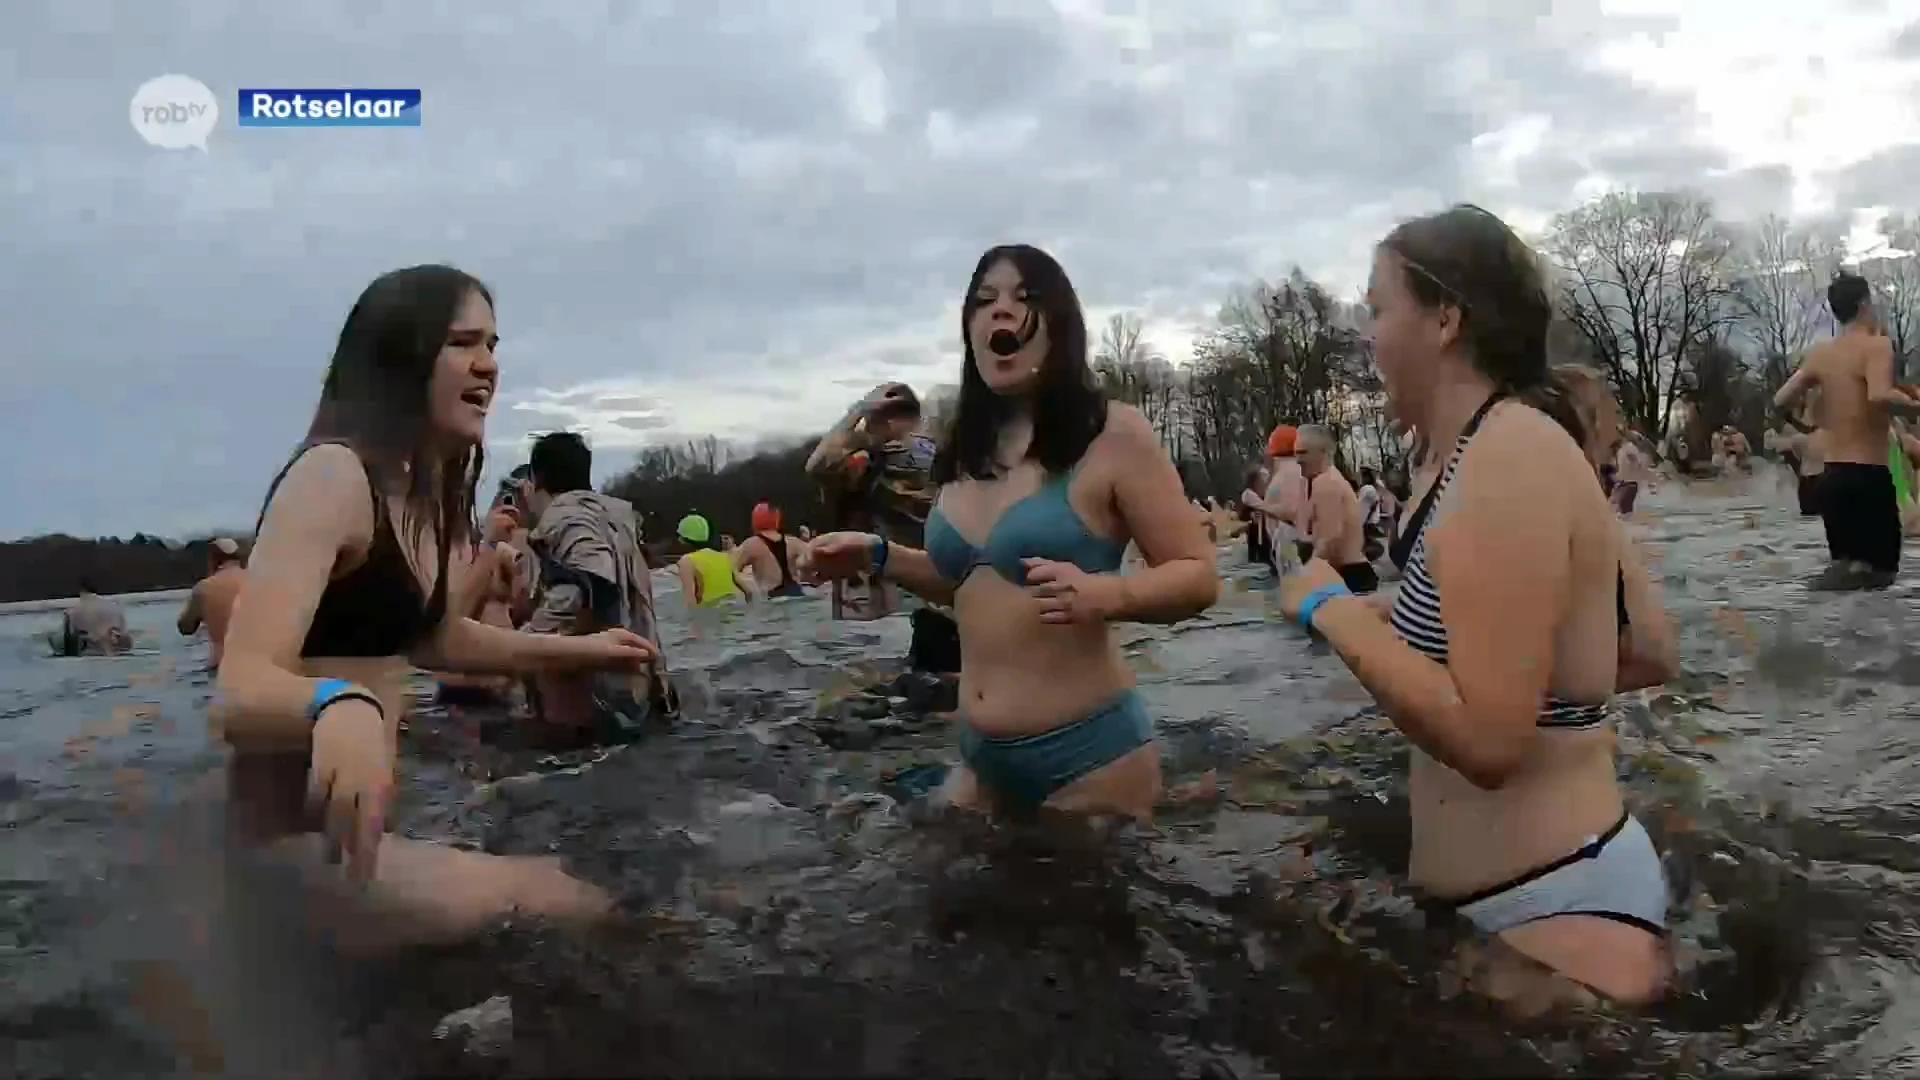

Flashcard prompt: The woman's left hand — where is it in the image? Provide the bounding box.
[1022,558,1127,625]
[572,627,659,670]
[1276,557,1347,626]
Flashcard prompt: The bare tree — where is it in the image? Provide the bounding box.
[1544,190,1737,439]
[1863,212,1920,378]
[1729,214,1844,388]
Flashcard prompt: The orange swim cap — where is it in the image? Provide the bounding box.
[847,450,870,477]
[1266,424,1298,458]
[751,502,781,533]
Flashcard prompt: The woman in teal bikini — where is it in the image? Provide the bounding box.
[807,244,1219,820]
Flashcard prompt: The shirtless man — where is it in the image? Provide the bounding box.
[1294,424,1379,594]
[177,537,246,667]
[1774,271,1920,589]
[734,502,809,598]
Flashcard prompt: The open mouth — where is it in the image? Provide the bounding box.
[459,386,492,410]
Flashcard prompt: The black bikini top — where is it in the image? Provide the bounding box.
[262,442,450,659]
[1388,394,1628,630]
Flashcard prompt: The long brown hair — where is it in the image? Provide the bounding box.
[260,265,492,577]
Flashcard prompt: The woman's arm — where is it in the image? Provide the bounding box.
[408,614,604,675]
[1308,421,1569,790]
[215,445,378,752]
[1106,405,1219,623]
[875,541,958,607]
[1615,528,1678,692]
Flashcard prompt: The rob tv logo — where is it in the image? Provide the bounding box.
[129,75,219,151]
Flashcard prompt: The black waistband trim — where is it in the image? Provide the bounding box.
[1423,809,1632,911]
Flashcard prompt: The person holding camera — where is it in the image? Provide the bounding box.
[805,382,960,674]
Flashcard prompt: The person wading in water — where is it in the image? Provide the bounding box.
[1295,424,1379,594]
[214,265,657,949]
[733,502,809,598]
[807,244,1219,821]
[1774,271,1920,589]
[178,537,247,669]
[1282,205,1673,1008]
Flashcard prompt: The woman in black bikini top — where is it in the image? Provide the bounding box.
[214,265,656,950]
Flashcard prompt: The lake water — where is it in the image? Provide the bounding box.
[5,478,1920,1078]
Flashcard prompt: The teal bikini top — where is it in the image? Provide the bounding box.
[924,469,1128,585]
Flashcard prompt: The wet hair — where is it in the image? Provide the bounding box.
[529,430,592,495]
[264,265,492,575]
[77,577,97,594]
[1244,464,1266,489]
[1360,466,1379,487]
[1829,271,1871,324]
[934,244,1106,485]
[1380,204,1586,451]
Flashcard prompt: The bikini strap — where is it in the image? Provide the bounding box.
[1387,393,1505,568]
[255,439,386,537]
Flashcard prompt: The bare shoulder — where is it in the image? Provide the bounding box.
[1802,337,1837,372]
[261,443,375,542]
[1471,401,1588,474]
[275,443,371,505]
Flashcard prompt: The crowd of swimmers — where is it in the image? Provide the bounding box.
[56,207,1920,1064]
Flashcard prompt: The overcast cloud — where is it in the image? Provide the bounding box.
[6,0,1920,538]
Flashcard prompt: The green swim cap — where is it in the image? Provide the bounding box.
[676,513,711,543]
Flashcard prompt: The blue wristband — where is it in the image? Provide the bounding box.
[306,678,382,725]
[869,535,890,577]
[1296,582,1351,632]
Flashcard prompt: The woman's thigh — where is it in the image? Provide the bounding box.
[265,834,610,951]
[1494,914,1668,1007]
[1044,742,1161,821]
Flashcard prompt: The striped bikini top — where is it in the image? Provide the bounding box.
[1387,396,1610,730]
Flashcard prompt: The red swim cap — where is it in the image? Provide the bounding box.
[1266,424,1298,457]
[751,502,781,533]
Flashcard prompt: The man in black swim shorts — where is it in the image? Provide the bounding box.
[1774,272,1920,589]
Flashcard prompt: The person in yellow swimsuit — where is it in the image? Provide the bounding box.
[674,513,747,609]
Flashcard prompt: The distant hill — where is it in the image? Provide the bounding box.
[0,533,221,604]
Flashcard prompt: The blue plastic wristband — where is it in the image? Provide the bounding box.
[869,535,890,577]
[306,677,381,725]
[1296,582,1352,632]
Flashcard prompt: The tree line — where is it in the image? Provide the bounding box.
[17,190,1915,599]
[0,534,226,604]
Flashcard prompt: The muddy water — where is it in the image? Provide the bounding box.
[5,476,1919,1078]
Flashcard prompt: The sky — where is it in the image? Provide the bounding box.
[7,0,1920,540]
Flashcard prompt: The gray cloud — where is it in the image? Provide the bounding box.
[1833,144,1920,210]
[4,0,1912,537]
[610,414,671,432]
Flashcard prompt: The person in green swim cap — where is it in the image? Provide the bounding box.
[674,512,746,610]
